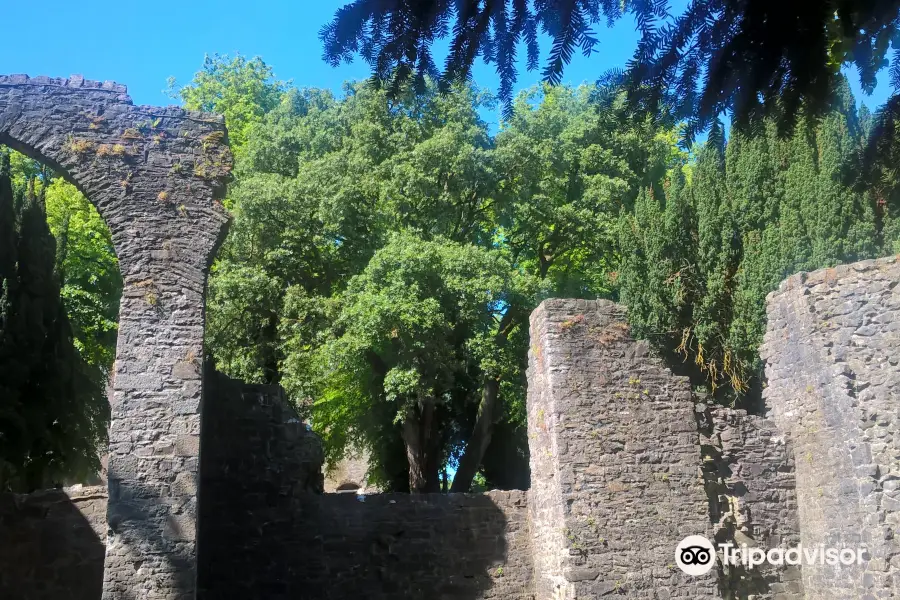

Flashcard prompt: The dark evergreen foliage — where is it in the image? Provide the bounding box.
[618,78,891,404]
[0,154,108,492]
[320,0,657,116]
[322,0,900,141]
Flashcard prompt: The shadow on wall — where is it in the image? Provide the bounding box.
[197,369,325,600]
[201,491,523,600]
[293,493,521,600]
[197,370,530,600]
[0,487,106,600]
[104,477,198,600]
[0,482,199,600]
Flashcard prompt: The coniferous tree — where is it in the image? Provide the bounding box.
[0,155,107,492]
[0,153,23,488]
[619,167,694,344]
[689,124,741,390]
[618,79,887,402]
[323,0,900,149]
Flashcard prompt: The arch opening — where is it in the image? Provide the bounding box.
[0,73,232,600]
[335,481,361,494]
[0,147,121,492]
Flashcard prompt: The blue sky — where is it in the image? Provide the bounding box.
[0,0,893,130]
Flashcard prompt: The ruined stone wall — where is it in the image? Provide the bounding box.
[196,370,532,599]
[526,299,720,598]
[701,406,804,599]
[18,273,891,599]
[761,256,900,599]
[292,491,533,599]
[0,74,231,600]
[4,488,532,600]
[197,370,324,599]
[0,486,107,600]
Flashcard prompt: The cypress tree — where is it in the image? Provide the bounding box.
[619,165,696,338]
[689,122,741,390]
[618,79,889,404]
[0,158,106,491]
[813,81,877,263]
[725,125,780,393]
[0,153,24,489]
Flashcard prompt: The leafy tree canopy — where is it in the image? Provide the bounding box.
[168,53,289,155]
[204,73,675,492]
[184,53,896,494]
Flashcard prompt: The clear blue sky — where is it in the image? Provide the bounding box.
[0,0,893,130]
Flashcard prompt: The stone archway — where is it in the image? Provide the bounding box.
[0,74,231,600]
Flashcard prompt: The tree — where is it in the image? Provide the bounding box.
[0,153,109,491]
[311,233,527,492]
[617,78,886,402]
[207,81,513,491]
[205,76,675,492]
[168,53,288,155]
[452,83,676,492]
[0,156,20,487]
[43,178,121,388]
[322,1,900,144]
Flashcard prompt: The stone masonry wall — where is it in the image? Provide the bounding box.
[0,74,231,600]
[0,486,107,600]
[197,369,533,599]
[2,372,533,600]
[292,491,533,600]
[197,370,324,599]
[761,256,900,599]
[1,294,833,600]
[701,405,804,599]
[324,450,378,494]
[526,299,720,598]
[4,488,533,600]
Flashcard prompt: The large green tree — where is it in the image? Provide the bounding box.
[168,53,288,156]
[207,81,512,491]
[189,50,899,492]
[312,233,531,492]
[203,72,674,491]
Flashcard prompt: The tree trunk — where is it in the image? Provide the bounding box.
[402,400,440,493]
[450,310,517,493]
[450,376,501,492]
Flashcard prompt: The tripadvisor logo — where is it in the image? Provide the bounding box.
[676,535,717,576]
[675,535,869,576]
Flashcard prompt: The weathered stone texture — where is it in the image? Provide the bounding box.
[293,491,533,600]
[323,450,378,494]
[702,406,804,599]
[0,74,231,600]
[0,486,107,600]
[6,488,532,600]
[761,256,900,598]
[197,371,324,599]
[196,371,532,599]
[526,299,719,598]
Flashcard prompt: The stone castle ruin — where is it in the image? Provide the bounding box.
[1,75,899,599]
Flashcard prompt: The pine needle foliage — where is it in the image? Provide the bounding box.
[322,0,900,153]
[320,0,646,118]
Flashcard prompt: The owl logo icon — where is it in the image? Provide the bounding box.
[675,535,716,575]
